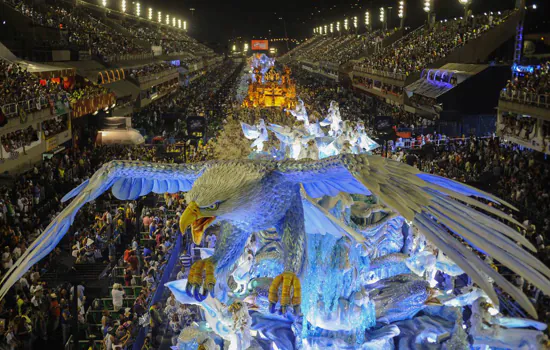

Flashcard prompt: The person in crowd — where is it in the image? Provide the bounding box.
[111,283,125,313]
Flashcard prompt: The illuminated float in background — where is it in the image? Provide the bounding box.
[242,54,297,110]
[241,99,379,160]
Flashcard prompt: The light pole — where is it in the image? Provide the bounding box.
[380,7,387,31]
[365,11,371,32]
[424,0,434,27]
[398,1,405,29]
[279,17,290,51]
[459,0,471,23]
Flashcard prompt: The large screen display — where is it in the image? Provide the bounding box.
[251,40,269,50]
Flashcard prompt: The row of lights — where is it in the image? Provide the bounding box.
[315,2,399,34]
[314,0,482,34]
[398,1,405,18]
[101,0,187,30]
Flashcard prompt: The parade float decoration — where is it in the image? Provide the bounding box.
[241,99,379,160]
[242,55,297,109]
[2,149,550,349]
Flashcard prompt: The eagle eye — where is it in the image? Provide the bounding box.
[201,201,220,211]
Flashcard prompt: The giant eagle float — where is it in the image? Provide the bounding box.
[1,154,550,348]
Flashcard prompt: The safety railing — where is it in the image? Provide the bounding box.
[500,89,550,109]
[389,135,494,151]
[104,52,154,63]
[0,96,50,118]
[135,68,178,84]
[352,66,407,81]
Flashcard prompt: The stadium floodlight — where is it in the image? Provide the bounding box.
[121,0,126,13]
[101,0,107,7]
[172,17,176,27]
[178,19,182,29]
[353,16,358,28]
[330,23,334,33]
[232,45,236,52]
[148,8,152,20]
[158,11,161,23]
[365,11,370,26]
[135,2,140,17]
[244,43,249,51]
[344,18,349,30]
[380,7,385,22]
[324,25,328,34]
[166,14,169,25]
[398,1,405,18]
[424,0,430,12]
[183,21,187,30]
[336,21,340,32]
[458,0,470,4]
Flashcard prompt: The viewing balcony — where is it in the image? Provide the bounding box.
[131,68,179,90]
[0,95,68,136]
[498,89,550,120]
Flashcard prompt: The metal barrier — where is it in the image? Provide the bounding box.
[353,66,407,81]
[136,68,178,84]
[391,136,494,150]
[106,52,155,63]
[500,89,550,109]
[0,96,50,118]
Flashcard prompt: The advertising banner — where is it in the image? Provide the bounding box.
[251,40,269,51]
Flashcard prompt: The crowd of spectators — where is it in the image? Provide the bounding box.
[502,62,550,105]
[8,1,151,60]
[129,62,174,80]
[42,116,68,138]
[132,59,242,142]
[284,30,392,66]
[1,59,61,110]
[1,59,110,119]
[1,126,39,153]
[354,12,511,78]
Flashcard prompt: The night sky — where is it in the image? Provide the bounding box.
[155,0,546,48]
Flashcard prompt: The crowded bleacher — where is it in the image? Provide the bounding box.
[354,12,512,78]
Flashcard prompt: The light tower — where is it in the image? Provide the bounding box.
[459,0,471,22]
[380,7,387,31]
[424,0,434,27]
[353,16,358,33]
[148,7,152,20]
[365,10,371,31]
[398,1,405,28]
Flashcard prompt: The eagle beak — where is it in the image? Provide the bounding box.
[179,201,216,245]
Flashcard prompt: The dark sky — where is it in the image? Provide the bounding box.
[157,0,546,47]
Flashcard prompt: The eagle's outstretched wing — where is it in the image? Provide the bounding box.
[277,154,549,318]
[0,160,204,300]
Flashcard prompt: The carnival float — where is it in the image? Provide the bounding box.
[242,54,297,110]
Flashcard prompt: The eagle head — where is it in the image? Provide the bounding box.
[179,162,268,244]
